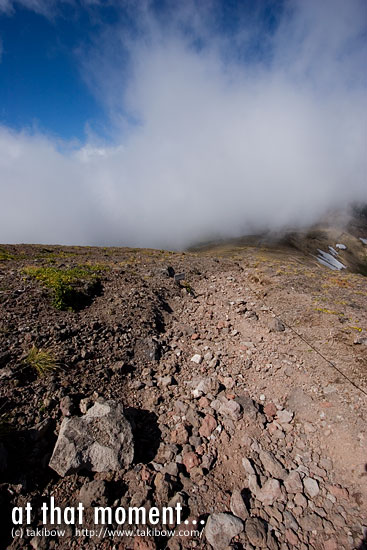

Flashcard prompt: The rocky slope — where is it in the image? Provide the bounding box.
[0,240,366,550]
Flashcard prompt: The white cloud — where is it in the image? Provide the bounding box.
[0,0,13,14]
[0,0,60,15]
[0,0,366,248]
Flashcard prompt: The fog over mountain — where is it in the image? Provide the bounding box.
[0,0,366,248]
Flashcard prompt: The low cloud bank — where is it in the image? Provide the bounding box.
[1,0,366,248]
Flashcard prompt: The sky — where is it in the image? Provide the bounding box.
[0,0,366,248]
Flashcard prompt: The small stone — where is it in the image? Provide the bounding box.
[218,399,242,421]
[189,435,202,448]
[259,450,287,480]
[183,452,200,471]
[264,402,277,417]
[276,409,293,424]
[284,510,298,531]
[222,376,235,389]
[354,336,367,345]
[294,492,307,508]
[326,484,349,501]
[284,471,303,494]
[157,375,174,387]
[285,529,299,545]
[269,318,285,332]
[205,513,243,549]
[248,473,260,496]
[199,414,217,438]
[245,517,267,548]
[293,506,303,517]
[230,489,249,520]
[267,531,280,550]
[257,478,282,506]
[59,396,74,417]
[242,457,256,475]
[303,477,319,498]
[170,424,189,445]
[191,377,219,398]
[304,421,316,434]
[236,394,259,419]
[79,397,93,414]
[201,452,216,470]
[191,354,202,364]
[164,462,179,477]
[198,396,210,408]
[141,465,153,483]
[299,512,323,531]
[185,407,201,428]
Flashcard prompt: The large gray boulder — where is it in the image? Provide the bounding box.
[49,401,134,476]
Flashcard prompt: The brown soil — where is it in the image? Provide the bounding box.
[0,240,366,550]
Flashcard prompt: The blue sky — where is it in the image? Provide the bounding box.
[0,0,366,247]
[0,2,112,140]
[0,0,284,141]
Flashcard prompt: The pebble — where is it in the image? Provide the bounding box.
[259,450,287,480]
[284,471,303,494]
[218,399,242,421]
[199,414,217,438]
[303,477,320,498]
[276,409,293,424]
[230,489,249,520]
[245,517,267,548]
[257,478,282,506]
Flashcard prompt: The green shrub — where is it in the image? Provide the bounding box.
[23,265,104,310]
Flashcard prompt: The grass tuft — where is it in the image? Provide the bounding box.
[25,346,57,376]
[23,265,105,310]
[0,248,15,261]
